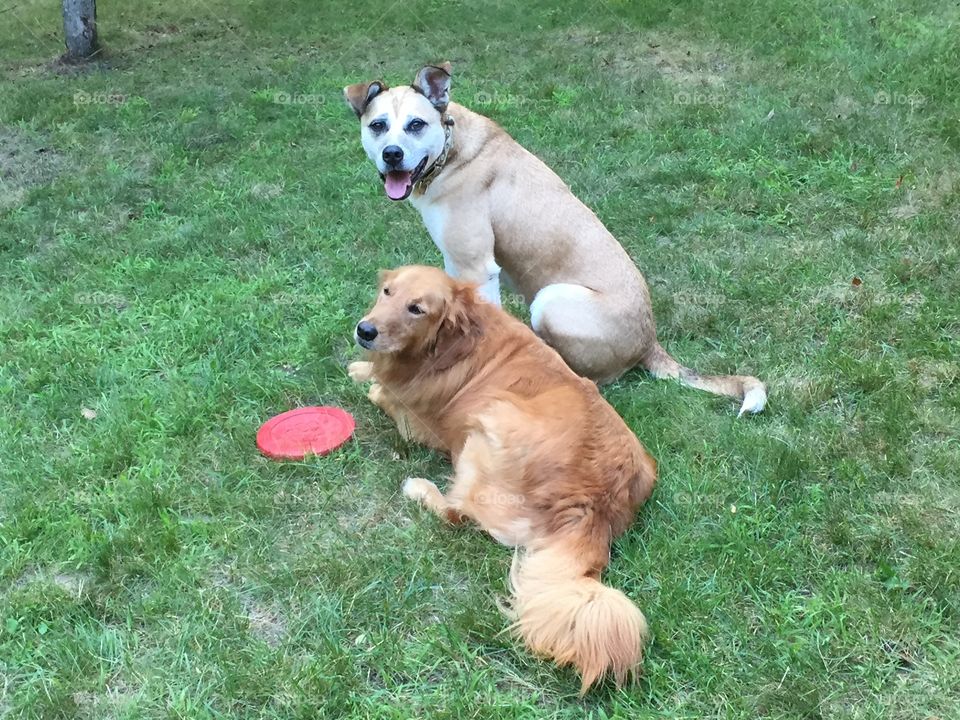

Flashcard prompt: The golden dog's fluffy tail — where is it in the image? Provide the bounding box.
[642,341,767,416]
[506,537,649,694]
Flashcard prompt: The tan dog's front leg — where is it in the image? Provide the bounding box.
[403,477,465,524]
[434,216,501,305]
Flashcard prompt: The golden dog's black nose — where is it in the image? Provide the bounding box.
[356,321,378,342]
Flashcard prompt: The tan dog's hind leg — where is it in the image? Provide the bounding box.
[530,284,767,414]
[529,284,647,384]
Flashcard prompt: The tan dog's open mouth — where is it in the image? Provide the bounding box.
[382,156,428,201]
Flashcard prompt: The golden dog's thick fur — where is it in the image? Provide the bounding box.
[350,265,657,692]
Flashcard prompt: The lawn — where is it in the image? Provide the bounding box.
[1,0,958,717]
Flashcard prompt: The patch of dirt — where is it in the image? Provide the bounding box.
[565,28,741,88]
[909,358,959,392]
[809,272,925,319]
[244,600,286,647]
[71,677,140,714]
[890,169,958,220]
[249,182,284,201]
[11,566,93,596]
[108,23,184,55]
[207,566,286,647]
[0,126,62,212]
[829,94,863,121]
[143,23,182,37]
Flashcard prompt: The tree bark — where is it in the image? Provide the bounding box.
[62,0,97,62]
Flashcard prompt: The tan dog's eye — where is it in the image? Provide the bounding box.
[383,287,391,296]
[408,304,424,316]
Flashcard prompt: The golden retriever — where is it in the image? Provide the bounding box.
[349,265,657,692]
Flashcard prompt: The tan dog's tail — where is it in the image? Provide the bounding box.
[642,342,766,416]
[505,535,648,694]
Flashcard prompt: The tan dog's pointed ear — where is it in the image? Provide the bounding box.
[343,80,388,118]
[412,62,452,113]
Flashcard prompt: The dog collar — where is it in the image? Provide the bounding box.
[414,113,455,195]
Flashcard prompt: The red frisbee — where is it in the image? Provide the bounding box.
[257,406,355,460]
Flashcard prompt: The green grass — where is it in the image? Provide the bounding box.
[1,0,958,717]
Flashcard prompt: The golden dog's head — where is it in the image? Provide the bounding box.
[354,265,479,369]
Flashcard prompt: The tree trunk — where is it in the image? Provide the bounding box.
[62,0,97,62]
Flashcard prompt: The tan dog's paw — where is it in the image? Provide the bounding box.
[348,361,374,383]
[402,477,436,504]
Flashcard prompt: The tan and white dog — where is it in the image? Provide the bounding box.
[345,63,767,415]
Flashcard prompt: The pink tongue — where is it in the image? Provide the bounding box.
[384,171,412,200]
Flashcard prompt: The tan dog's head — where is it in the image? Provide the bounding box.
[343,63,452,201]
[354,265,479,369]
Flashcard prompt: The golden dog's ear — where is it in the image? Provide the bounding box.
[412,62,452,113]
[445,281,476,329]
[429,281,481,372]
[377,268,398,286]
[343,80,388,118]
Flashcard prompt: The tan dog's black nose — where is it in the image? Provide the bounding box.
[356,321,378,342]
[382,145,403,166]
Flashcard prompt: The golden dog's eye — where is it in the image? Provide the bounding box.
[383,287,391,296]
[408,304,424,315]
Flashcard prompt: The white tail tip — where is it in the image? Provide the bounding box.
[738,385,767,417]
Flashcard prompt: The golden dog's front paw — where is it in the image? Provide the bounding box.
[348,361,374,383]
[402,477,435,504]
[367,382,385,406]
